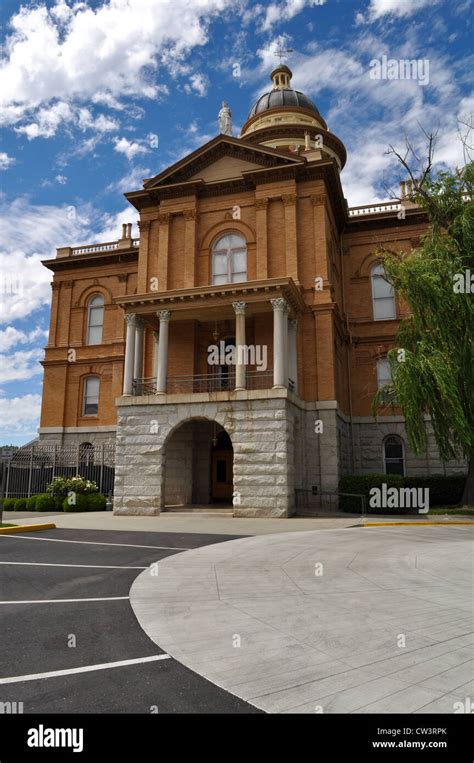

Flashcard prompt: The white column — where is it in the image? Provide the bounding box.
[156,310,171,394]
[283,307,289,387]
[288,319,298,395]
[271,298,288,389]
[133,317,145,393]
[123,314,136,395]
[232,301,247,391]
[153,330,160,384]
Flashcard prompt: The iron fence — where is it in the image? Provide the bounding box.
[295,489,367,516]
[5,443,116,498]
[132,369,275,395]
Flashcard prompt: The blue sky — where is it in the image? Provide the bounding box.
[0,0,472,445]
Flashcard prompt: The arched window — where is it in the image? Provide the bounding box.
[83,377,100,416]
[212,233,247,285]
[384,435,405,475]
[376,357,392,389]
[86,294,104,345]
[371,263,396,321]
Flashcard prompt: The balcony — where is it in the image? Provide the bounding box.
[132,370,277,395]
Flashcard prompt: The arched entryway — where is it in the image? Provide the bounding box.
[163,418,233,508]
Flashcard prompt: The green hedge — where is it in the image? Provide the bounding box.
[14,498,27,511]
[62,493,107,512]
[86,492,107,511]
[35,493,57,512]
[339,473,466,513]
[2,498,16,511]
[26,496,37,511]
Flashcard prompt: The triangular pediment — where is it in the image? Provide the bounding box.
[143,135,304,190]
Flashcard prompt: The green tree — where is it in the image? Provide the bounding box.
[373,152,474,507]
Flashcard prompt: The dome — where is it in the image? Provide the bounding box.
[248,88,320,119]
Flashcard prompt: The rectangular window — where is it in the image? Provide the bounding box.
[372,267,396,320]
[83,377,100,416]
[377,358,392,388]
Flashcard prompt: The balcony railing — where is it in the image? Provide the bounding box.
[131,370,274,395]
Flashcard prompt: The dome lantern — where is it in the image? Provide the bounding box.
[270,64,292,90]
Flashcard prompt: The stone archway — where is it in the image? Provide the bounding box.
[163,418,233,508]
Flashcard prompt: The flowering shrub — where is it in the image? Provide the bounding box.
[46,475,99,499]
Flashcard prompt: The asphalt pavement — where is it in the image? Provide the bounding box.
[0,528,260,714]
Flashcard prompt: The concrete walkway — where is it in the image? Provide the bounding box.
[130,525,474,713]
[4,510,362,535]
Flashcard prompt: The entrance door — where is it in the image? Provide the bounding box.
[211,449,233,501]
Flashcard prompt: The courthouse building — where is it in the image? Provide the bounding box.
[39,66,465,516]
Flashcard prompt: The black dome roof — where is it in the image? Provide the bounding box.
[248,88,320,119]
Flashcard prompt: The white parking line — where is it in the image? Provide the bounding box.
[0,596,130,604]
[0,654,171,685]
[0,535,190,551]
[0,561,147,570]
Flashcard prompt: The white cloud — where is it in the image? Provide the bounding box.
[184,73,209,97]
[14,101,119,140]
[367,0,441,21]
[0,0,231,135]
[0,196,137,324]
[107,165,151,193]
[0,152,15,170]
[0,393,42,437]
[0,348,44,384]
[0,326,48,353]
[261,0,326,31]
[114,136,149,161]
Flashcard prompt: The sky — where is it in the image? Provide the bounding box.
[0,0,472,445]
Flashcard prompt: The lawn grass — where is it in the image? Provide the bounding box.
[0,523,15,527]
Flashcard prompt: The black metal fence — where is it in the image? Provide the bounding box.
[295,488,367,515]
[4,443,116,498]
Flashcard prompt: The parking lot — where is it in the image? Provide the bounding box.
[0,527,259,714]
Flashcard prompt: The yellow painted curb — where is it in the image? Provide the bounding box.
[363,521,474,527]
[0,523,56,535]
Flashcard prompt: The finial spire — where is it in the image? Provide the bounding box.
[275,46,293,65]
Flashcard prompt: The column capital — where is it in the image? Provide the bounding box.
[134,316,145,330]
[270,297,289,313]
[255,197,269,210]
[232,301,247,315]
[282,194,297,206]
[311,193,326,207]
[157,212,170,225]
[183,209,197,221]
[157,309,171,322]
[124,313,137,326]
[137,219,151,232]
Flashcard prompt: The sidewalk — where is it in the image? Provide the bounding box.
[130,525,474,713]
[3,510,361,535]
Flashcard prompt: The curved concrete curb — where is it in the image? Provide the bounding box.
[130,526,474,714]
[0,523,56,534]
